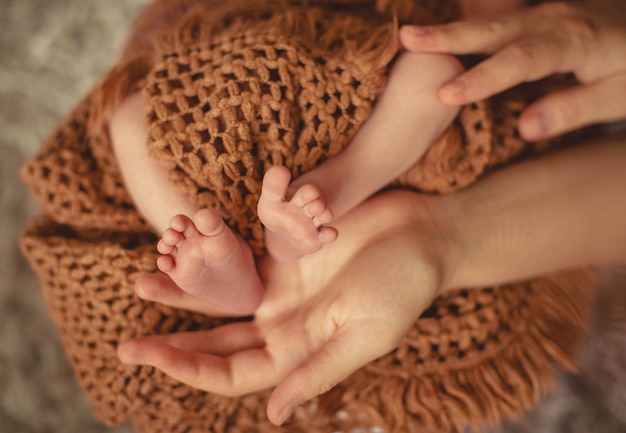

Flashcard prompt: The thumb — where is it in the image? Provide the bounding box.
[266,324,394,426]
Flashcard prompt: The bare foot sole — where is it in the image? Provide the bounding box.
[157,208,263,315]
[257,165,338,263]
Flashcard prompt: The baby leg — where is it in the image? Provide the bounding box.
[257,165,338,263]
[259,51,462,263]
[157,208,264,315]
[110,93,263,314]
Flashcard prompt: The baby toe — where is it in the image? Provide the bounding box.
[157,239,172,255]
[193,208,226,237]
[156,255,176,273]
[161,228,183,248]
[291,183,320,208]
[168,214,192,233]
[318,226,338,244]
[312,207,334,227]
[261,165,292,202]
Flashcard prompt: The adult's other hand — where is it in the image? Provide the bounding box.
[400,1,626,140]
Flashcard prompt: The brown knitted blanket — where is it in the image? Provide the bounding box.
[20,0,591,432]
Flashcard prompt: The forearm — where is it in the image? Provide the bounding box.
[435,137,626,290]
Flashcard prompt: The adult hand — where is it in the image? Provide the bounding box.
[117,137,626,426]
[117,191,446,426]
[400,1,626,140]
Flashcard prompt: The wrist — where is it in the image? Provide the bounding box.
[385,191,466,295]
[433,138,626,291]
[413,196,468,293]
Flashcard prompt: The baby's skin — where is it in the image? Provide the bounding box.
[112,50,462,314]
[257,165,338,263]
[156,209,264,315]
[256,51,462,262]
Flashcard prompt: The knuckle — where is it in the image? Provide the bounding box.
[561,15,599,45]
[483,19,506,38]
[482,19,508,50]
[223,371,240,396]
[541,2,600,49]
[508,40,539,65]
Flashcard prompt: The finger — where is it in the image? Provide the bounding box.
[134,273,237,317]
[400,21,513,55]
[291,184,321,208]
[438,34,570,105]
[266,325,391,426]
[118,321,263,360]
[160,228,182,250]
[519,72,626,140]
[157,235,177,254]
[120,340,280,396]
[117,322,281,396]
[399,9,540,55]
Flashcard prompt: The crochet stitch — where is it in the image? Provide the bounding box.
[21,0,592,432]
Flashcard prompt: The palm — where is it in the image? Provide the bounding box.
[118,191,443,425]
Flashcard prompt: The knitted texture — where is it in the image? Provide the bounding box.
[21,0,592,432]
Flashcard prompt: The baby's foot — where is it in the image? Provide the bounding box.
[257,165,338,262]
[157,208,263,315]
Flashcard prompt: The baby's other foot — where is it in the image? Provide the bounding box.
[156,209,263,315]
[257,165,338,262]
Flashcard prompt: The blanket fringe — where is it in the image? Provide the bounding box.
[311,271,592,433]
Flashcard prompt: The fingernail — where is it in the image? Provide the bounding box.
[520,113,550,139]
[441,78,466,95]
[402,25,430,35]
[277,402,298,425]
